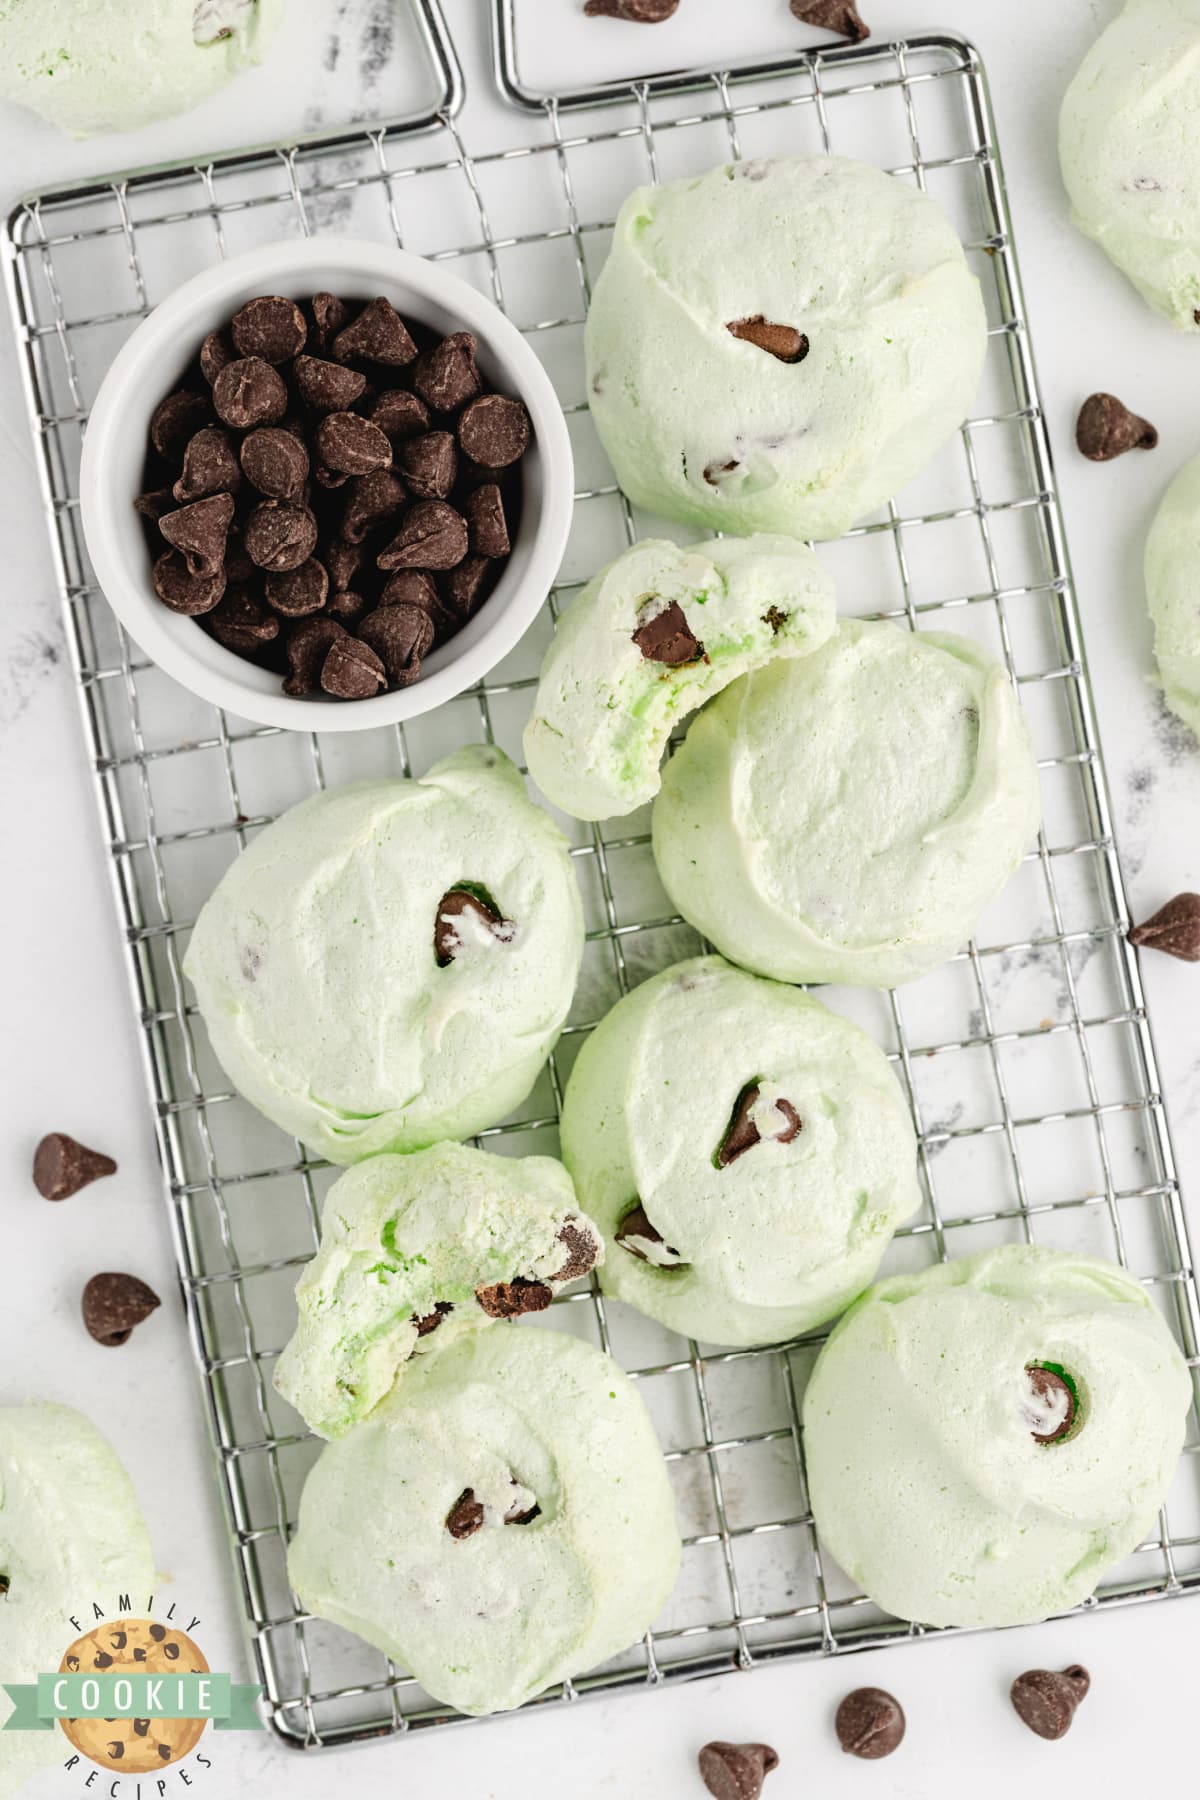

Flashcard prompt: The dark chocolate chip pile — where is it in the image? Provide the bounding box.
[135,293,532,702]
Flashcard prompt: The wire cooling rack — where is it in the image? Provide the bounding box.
[7,4,1200,1753]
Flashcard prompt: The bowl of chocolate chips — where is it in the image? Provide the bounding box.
[80,238,573,729]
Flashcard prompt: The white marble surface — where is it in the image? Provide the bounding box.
[1,1,1198,1796]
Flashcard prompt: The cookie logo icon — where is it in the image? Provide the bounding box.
[57,1619,209,1773]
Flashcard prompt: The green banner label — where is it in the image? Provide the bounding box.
[3,1673,262,1732]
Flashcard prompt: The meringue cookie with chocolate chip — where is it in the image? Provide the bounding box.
[560,957,919,1346]
[524,534,836,821]
[584,155,986,540]
[288,1324,680,1715]
[803,1245,1190,1628]
[1146,453,1200,738]
[276,1143,603,1439]
[184,746,583,1163]
[652,620,1041,988]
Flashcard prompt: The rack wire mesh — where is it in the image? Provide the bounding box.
[6,6,1200,1753]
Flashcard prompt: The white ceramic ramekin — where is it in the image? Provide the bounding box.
[80,238,573,732]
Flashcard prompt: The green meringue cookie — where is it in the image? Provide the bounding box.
[0,1404,156,1800]
[288,1324,680,1716]
[584,155,986,541]
[184,746,584,1164]
[652,620,1041,988]
[560,956,920,1347]
[0,0,285,137]
[803,1246,1191,1629]
[276,1143,603,1440]
[1146,453,1200,737]
[1060,0,1200,331]
[524,534,836,822]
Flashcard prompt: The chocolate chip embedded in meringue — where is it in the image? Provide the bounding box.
[550,1219,600,1283]
[1022,1364,1078,1444]
[434,885,516,966]
[632,599,705,665]
[475,1278,553,1318]
[614,1203,686,1267]
[726,315,810,363]
[445,1489,485,1540]
[716,1083,802,1167]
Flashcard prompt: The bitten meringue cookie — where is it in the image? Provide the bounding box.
[0,1404,155,1800]
[184,746,583,1163]
[276,1143,603,1439]
[288,1324,680,1715]
[523,534,836,821]
[803,1246,1191,1629]
[0,1,285,137]
[1060,0,1200,330]
[1145,454,1200,738]
[560,957,920,1347]
[652,621,1041,988]
[584,155,987,540]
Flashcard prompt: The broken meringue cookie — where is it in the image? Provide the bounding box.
[561,956,919,1347]
[274,1141,603,1439]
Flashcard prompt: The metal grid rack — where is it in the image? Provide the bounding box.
[6,5,1200,1753]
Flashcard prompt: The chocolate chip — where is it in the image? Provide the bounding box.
[202,590,281,655]
[320,634,386,699]
[162,1643,180,1662]
[397,430,457,499]
[283,617,347,694]
[704,458,740,487]
[763,606,789,634]
[697,1742,780,1800]
[231,295,307,364]
[413,1300,453,1338]
[315,410,393,475]
[172,426,241,503]
[1129,892,1200,960]
[293,354,367,412]
[549,1219,600,1283]
[633,599,705,665]
[834,1688,905,1759]
[379,500,468,570]
[504,1494,541,1526]
[240,427,310,500]
[328,588,367,621]
[82,1272,161,1347]
[310,291,348,354]
[149,1625,166,1642]
[152,550,225,615]
[369,388,430,442]
[224,533,256,585]
[381,569,439,611]
[213,356,288,430]
[1076,392,1157,460]
[466,483,509,557]
[717,1084,801,1167]
[440,555,495,619]
[313,460,351,491]
[789,0,870,39]
[158,492,234,578]
[265,558,329,618]
[446,1489,485,1540]
[332,296,417,367]
[244,500,318,572]
[434,885,515,965]
[325,539,363,591]
[199,330,233,386]
[133,1720,150,1737]
[585,0,680,18]
[150,390,211,459]
[475,1277,553,1318]
[1023,1363,1078,1443]
[458,394,531,469]
[358,603,434,686]
[726,316,810,363]
[33,1132,116,1201]
[413,332,481,413]
[341,469,407,544]
[614,1203,685,1266]
[1010,1667,1090,1741]
[133,489,176,524]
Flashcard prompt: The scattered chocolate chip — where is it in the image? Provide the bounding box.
[283,617,348,695]
[1010,1666,1090,1741]
[379,499,468,570]
[150,390,211,459]
[332,296,417,367]
[231,295,307,364]
[341,468,407,544]
[549,1219,599,1283]
[265,558,329,618]
[413,1300,453,1337]
[835,1688,905,1759]
[212,356,289,430]
[446,1489,485,1540]
[717,1083,801,1167]
[173,426,241,503]
[458,393,531,469]
[615,1202,685,1265]
[33,1132,116,1201]
[1076,392,1157,460]
[585,0,680,18]
[321,634,386,699]
[244,499,318,572]
[133,488,176,524]
[440,554,495,619]
[476,1278,553,1318]
[358,603,434,686]
[633,599,705,665]
[202,590,281,655]
[199,330,234,386]
[1129,892,1200,960]
[240,426,310,500]
[466,483,510,557]
[413,332,481,414]
[81,1272,161,1347]
[789,0,870,39]
[158,493,235,578]
[152,550,225,615]
[369,388,430,442]
[310,291,348,354]
[292,354,367,412]
[697,1741,780,1800]
[1023,1364,1078,1444]
[315,410,393,476]
[726,316,809,363]
[397,430,457,499]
